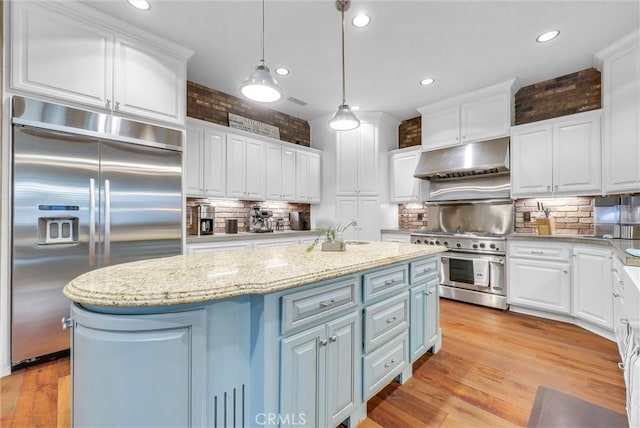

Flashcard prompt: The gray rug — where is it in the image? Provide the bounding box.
[527,386,627,428]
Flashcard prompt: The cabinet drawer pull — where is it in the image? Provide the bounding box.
[531,250,544,255]
[384,359,395,369]
[319,299,336,308]
[422,267,433,273]
[386,316,398,324]
[384,279,395,285]
[61,316,73,330]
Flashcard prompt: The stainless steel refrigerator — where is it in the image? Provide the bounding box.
[11,96,183,367]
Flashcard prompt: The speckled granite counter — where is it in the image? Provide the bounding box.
[508,233,640,267]
[64,242,446,307]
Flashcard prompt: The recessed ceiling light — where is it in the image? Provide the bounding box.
[275,67,290,76]
[352,14,371,28]
[536,30,560,43]
[420,78,435,86]
[127,0,150,10]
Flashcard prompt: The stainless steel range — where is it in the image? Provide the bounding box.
[410,200,514,310]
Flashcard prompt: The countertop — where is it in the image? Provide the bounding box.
[187,230,319,244]
[63,241,447,308]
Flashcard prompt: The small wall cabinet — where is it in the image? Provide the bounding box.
[418,79,517,150]
[10,1,192,125]
[596,30,640,194]
[389,146,428,203]
[510,110,602,198]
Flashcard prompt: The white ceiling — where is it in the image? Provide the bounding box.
[81,0,639,123]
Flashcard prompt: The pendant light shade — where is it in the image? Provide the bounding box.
[329,104,360,131]
[329,0,359,131]
[240,0,282,103]
[241,60,281,102]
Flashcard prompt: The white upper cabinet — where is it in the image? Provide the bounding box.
[266,142,296,201]
[185,121,226,198]
[10,1,192,125]
[511,110,602,198]
[226,134,266,201]
[336,123,378,195]
[596,30,640,194]
[389,147,427,203]
[418,79,517,150]
[295,149,322,204]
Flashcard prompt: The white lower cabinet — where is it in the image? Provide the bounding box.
[572,246,613,330]
[508,242,572,314]
[280,310,358,428]
[336,197,380,241]
[612,256,627,357]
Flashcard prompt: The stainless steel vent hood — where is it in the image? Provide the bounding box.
[414,137,510,180]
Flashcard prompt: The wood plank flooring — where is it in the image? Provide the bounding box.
[0,299,626,427]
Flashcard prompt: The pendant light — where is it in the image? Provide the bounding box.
[329,0,360,131]
[240,0,282,103]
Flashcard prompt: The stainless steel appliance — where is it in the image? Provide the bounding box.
[188,203,215,236]
[414,137,511,201]
[248,206,273,233]
[594,197,621,238]
[621,196,640,239]
[11,96,183,367]
[410,199,514,310]
[289,211,310,230]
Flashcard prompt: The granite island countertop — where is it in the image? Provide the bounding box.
[63,241,447,308]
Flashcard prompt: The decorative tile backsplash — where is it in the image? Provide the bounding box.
[187,198,311,234]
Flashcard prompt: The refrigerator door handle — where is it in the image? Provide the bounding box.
[89,178,96,266]
[104,179,111,265]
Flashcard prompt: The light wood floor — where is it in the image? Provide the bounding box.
[1,299,626,427]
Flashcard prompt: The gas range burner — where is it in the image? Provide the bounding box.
[410,232,506,255]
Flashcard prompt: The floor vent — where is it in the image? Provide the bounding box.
[212,384,245,427]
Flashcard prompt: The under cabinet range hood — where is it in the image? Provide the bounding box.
[414,137,510,180]
[414,137,511,201]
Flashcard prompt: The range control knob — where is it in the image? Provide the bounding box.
[414,239,421,244]
[472,244,478,249]
[429,240,435,245]
[443,241,449,246]
[456,242,462,248]
[435,240,440,245]
[479,243,486,248]
[490,243,496,249]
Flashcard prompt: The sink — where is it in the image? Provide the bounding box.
[345,240,370,245]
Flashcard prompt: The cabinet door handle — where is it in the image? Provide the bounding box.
[613,291,620,298]
[319,299,336,308]
[618,362,625,370]
[319,338,328,346]
[621,318,629,325]
[115,101,120,111]
[386,316,397,324]
[547,185,551,191]
[562,270,568,274]
[384,359,395,369]
[105,99,111,108]
[554,185,558,191]
[61,316,73,330]
[329,335,337,343]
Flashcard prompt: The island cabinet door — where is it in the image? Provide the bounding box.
[409,282,428,362]
[280,311,358,428]
[70,305,206,428]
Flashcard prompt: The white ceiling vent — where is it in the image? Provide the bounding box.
[287,97,307,106]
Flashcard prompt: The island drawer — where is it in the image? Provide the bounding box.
[363,332,408,400]
[363,291,409,353]
[281,278,359,334]
[363,264,408,303]
[410,258,438,283]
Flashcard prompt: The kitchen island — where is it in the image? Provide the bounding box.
[64,241,446,428]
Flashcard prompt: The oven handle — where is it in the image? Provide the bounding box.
[441,254,505,264]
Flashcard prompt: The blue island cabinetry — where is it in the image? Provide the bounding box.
[69,254,441,428]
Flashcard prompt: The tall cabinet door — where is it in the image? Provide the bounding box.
[100,141,182,265]
[226,134,247,198]
[185,124,204,196]
[280,325,325,427]
[202,128,226,198]
[245,138,266,200]
[282,147,297,201]
[510,125,553,197]
[325,312,358,428]
[266,143,283,200]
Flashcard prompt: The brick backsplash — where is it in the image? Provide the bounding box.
[398,203,429,230]
[514,68,601,125]
[515,197,594,235]
[186,81,311,147]
[187,198,311,234]
[398,116,421,149]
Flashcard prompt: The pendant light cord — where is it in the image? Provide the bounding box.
[340,7,346,105]
[261,0,265,63]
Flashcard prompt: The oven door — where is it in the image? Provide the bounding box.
[441,252,505,295]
